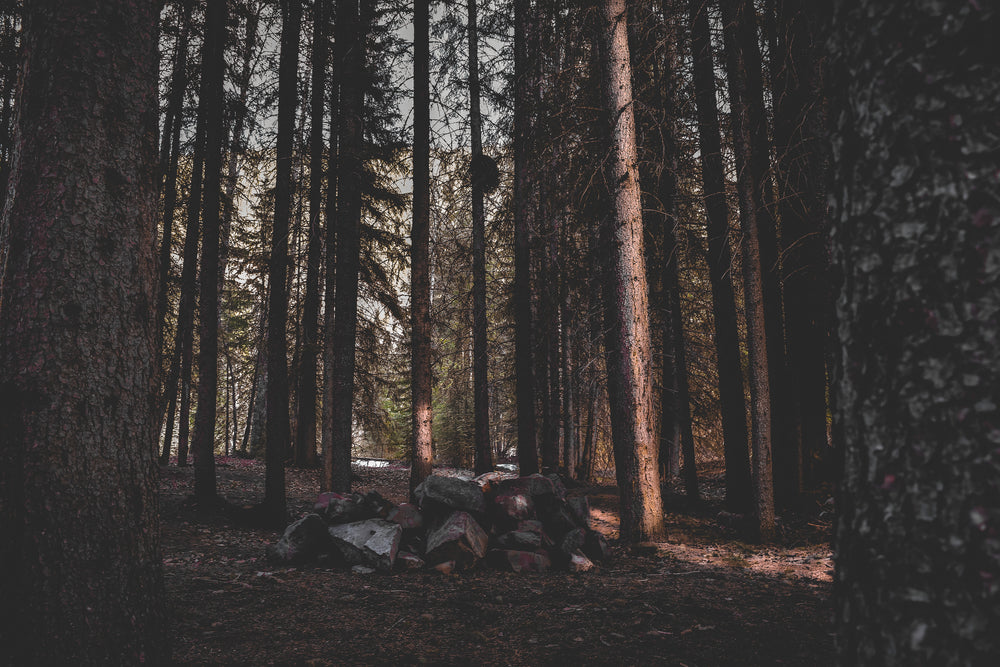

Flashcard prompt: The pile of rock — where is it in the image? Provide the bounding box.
[266,472,610,574]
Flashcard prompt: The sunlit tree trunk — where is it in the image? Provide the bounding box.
[410,0,434,496]
[597,0,664,544]
[0,1,168,660]
[192,0,229,506]
[830,2,1000,663]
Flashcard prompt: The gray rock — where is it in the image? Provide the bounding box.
[472,470,518,494]
[497,530,543,551]
[351,565,376,575]
[489,490,536,532]
[425,511,489,568]
[582,529,611,563]
[415,475,486,515]
[560,527,587,558]
[494,474,557,500]
[566,496,591,530]
[327,519,402,572]
[266,513,330,564]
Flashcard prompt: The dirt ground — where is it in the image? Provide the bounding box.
[159,459,834,666]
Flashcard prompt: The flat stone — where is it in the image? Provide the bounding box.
[351,565,376,575]
[266,513,329,564]
[425,511,489,568]
[328,519,402,572]
[472,470,518,495]
[415,475,486,516]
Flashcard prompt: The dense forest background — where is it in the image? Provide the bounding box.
[0,0,997,664]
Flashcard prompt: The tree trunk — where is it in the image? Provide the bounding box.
[155,3,192,401]
[771,0,831,491]
[468,0,493,477]
[720,0,798,508]
[597,0,664,544]
[294,0,328,470]
[263,0,303,525]
[688,0,752,512]
[0,2,169,660]
[830,3,999,663]
[410,0,434,496]
[192,0,229,507]
[328,0,369,493]
[513,0,539,476]
[720,0,776,542]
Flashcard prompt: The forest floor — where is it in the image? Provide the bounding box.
[159,458,835,666]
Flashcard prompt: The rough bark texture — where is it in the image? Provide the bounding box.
[329,0,366,492]
[192,0,229,507]
[468,0,492,477]
[598,0,664,544]
[295,0,328,470]
[829,2,1000,664]
[0,2,169,661]
[720,0,797,508]
[688,0,751,511]
[513,0,539,476]
[410,0,434,497]
[264,0,303,524]
[720,0,775,542]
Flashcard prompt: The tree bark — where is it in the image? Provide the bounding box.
[295,0,328,469]
[688,0,752,511]
[263,0,303,525]
[468,0,493,477]
[0,2,169,660]
[513,0,539,476]
[597,0,664,544]
[410,0,434,496]
[830,3,999,663]
[328,0,369,492]
[192,0,229,507]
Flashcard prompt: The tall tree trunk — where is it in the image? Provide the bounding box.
[409,0,433,497]
[771,0,830,491]
[720,0,797,508]
[688,0,752,512]
[160,351,180,464]
[512,0,539,475]
[0,2,168,660]
[263,0,303,525]
[720,0,776,542]
[560,293,577,479]
[830,3,999,663]
[328,0,368,492]
[295,0,328,469]
[468,0,492,476]
[597,0,664,544]
[192,0,229,507]
[155,3,192,405]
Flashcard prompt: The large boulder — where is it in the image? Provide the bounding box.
[559,527,587,559]
[387,502,423,532]
[266,514,330,564]
[472,470,519,495]
[487,549,552,573]
[494,474,557,501]
[424,511,489,568]
[566,496,591,530]
[414,475,486,516]
[537,501,579,541]
[582,529,612,563]
[327,519,403,572]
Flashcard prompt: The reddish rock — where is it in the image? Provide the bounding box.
[432,560,456,575]
[425,511,489,568]
[387,503,423,531]
[472,470,518,494]
[489,491,536,532]
[567,550,596,573]
[488,549,552,573]
[395,550,426,570]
